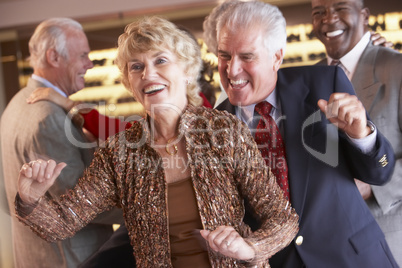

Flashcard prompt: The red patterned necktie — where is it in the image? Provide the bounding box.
[254,101,290,200]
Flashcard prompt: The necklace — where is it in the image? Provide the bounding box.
[154,135,179,156]
[165,137,179,156]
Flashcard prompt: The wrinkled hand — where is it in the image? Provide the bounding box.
[200,226,255,261]
[27,87,75,111]
[354,179,373,200]
[318,93,371,139]
[370,31,393,48]
[19,159,66,205]
[26,87,54,103]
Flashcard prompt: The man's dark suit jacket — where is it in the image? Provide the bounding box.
[216,65,398,268]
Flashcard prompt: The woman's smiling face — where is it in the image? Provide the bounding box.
[127,48,189,113]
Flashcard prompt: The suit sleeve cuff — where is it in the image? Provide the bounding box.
[346,121,377,154]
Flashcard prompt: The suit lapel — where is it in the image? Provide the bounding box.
[217,80,313,219]
[277,70,314,219]
[351,44,381,113]
[215,98,236,115]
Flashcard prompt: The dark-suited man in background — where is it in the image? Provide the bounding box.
[213,1,398,267]
[312,0,402,265]
[1,17,122,268]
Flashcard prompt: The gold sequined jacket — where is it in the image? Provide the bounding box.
[16,105,299,267]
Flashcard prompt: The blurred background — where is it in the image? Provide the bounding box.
[0,0,401,267]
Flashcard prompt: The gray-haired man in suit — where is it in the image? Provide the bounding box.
[312,0,402,265]
[1,18,122,268]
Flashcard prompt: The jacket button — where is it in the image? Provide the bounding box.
[295,236,303,246]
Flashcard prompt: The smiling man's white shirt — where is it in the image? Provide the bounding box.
[327,31,370,80]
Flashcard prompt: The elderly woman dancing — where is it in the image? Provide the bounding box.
[16,16,298,268]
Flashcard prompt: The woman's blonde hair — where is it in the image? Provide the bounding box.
[115,16,203,106]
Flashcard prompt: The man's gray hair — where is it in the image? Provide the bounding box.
[28,17,84,69]
[216,1,287,57]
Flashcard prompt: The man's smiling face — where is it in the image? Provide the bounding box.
[311,0,369,59]
[217,24,283,107]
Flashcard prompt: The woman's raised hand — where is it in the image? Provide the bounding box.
[200,226,255,261]
[18,159,66,205]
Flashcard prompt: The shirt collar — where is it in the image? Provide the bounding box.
[236,88,279,125]
[31,74,68,98]
[327,31,370,80]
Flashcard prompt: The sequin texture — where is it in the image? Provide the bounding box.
[16,105,299,267]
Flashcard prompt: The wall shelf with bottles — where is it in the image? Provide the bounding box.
[17,12,402,117]
[67,48,138,117]
[283,12,402,67]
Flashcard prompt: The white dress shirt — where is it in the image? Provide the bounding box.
[327,31,371,80]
